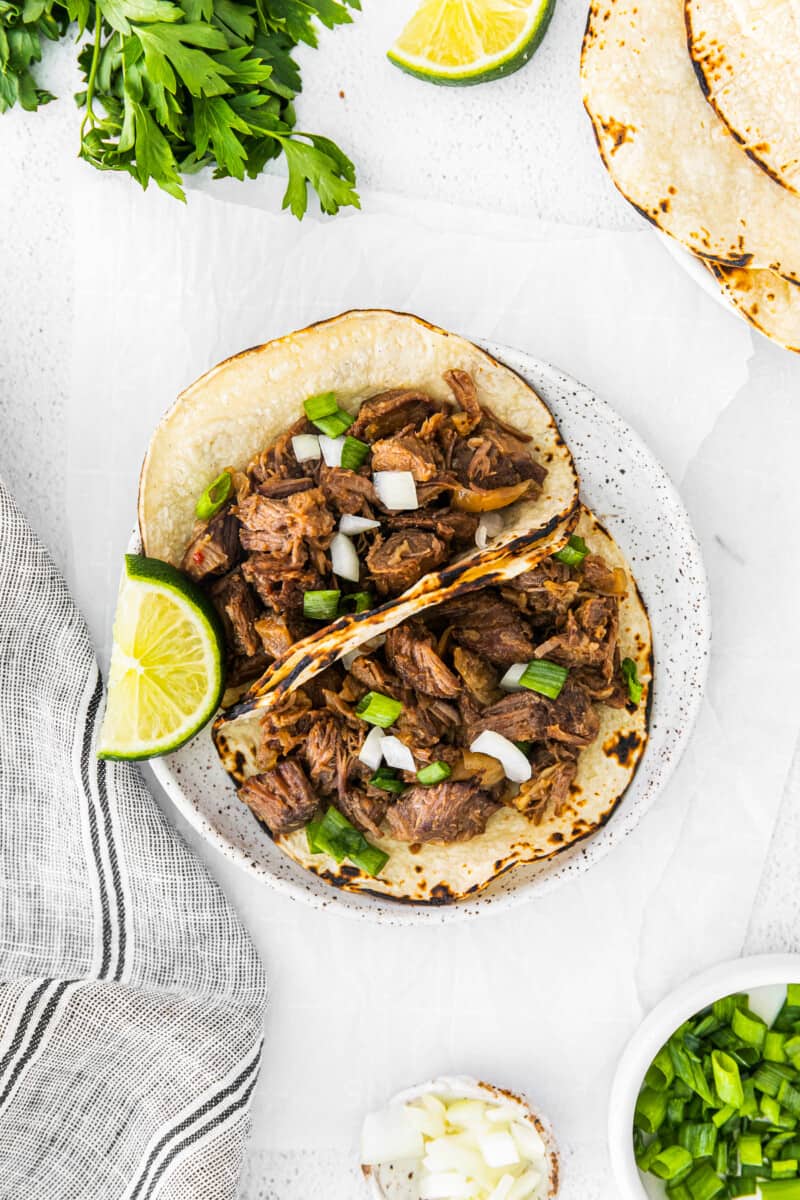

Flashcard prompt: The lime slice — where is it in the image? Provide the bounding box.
[98,554,225,760]
[387,0,555,86]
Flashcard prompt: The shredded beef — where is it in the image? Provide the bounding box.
[384,622,461,698]
[385,781,498,844]
[256,477,315,499]
[370,434,442,481]
[181,510,240,582]
[337,788,388,839]
[466,691,551,745]
[209,569,261,658]
[443,592,538,666]
[444,369,482,436]
[350,389,435,440]
[535,596,618,678]
[242,554,327,613]
[254,612,296,660]
[238,760,318,834]
[452,646,501,707]
[386,509,479,547]
[366,530,449,596]
[546,679,600,747]
[257,690,313,770]
[303,713,342,795]
[582,554,627,596]
[319,465,378,516]
[238,488,334,559]
[513,755,577,822]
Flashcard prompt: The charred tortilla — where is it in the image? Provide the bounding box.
[213,508,652,905]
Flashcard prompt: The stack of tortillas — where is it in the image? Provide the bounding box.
[581,0,800,353]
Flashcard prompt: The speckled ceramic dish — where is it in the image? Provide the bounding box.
[362,1075,559,1200]
[145,343,710,922]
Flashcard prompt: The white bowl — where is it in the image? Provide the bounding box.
[362,1075,560,1199]
[608,953,800,1200]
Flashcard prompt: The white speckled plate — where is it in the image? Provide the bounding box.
[146,343,710,923]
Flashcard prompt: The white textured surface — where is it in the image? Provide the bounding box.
[2,2,800,1198]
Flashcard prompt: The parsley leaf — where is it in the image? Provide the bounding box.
[1,0,361,215]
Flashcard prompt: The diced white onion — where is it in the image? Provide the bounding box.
[330,532,361,582]
[510,1122,546,1164]
[373,470,419,511]
[361,1106,424,1166]
[380,735,415,772]
[291,434,321,462]
[470,731,532,783]
[405,1103,446,1140]
[358,725,384,771]
[508,1169,543,1200]
[447,1100,492,1130]
[475,512,505,550]
[340,514,380,534]
[499,663,528,692]
[489,1176,516,1200]
[478,1132,520,1169]
[420,1173,473,1200]
[319,434,344,467]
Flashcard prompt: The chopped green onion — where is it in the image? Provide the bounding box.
[195,470,232,520]
[739,1133,764,1168]
[668,1185,693,1200]
[651,1146,693,1181]
[678,1122,717,1159]
[728,1181,758,1198]
[635,1087,669,1134]
[684,1161,725,1200]
[519,658,569,700]
[636,1138,663,1171]
[339,590,372,614]
[303,589,341,620]
[754,1065,792,1098]
[369,767,406,794]
[669,1040,715,1104]
[416,761,452,786]
[787,987,800,1008]
[714,1140,729,1176]
[303,392,338,421]
[734,1007,768,1050]
[760,1182,800,1199]
[622,656,644,705]
[647,1046,677,1091]
[340,436,370,471]
[779,1081,800,1119]
[712,1105,736,1129]
[312,411,354,438]
[304,806,389,876]
[553,534,589,567]
[356,691,403,728]
[767,1033,789,1063]
[513,739,533,756]
[712,1050,744,1109]
[774,1162,800,1180]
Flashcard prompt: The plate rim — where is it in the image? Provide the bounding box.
[148,340,711,923]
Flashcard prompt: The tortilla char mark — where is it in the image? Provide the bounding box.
[603,728,642,767]
[599,114,636,156]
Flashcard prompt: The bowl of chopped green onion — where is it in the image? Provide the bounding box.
[610,956,800,1200]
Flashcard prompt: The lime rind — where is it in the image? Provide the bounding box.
[97,554,225,761]
[387,0,555,87]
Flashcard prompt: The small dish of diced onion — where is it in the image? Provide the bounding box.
[361,1076,559,1200]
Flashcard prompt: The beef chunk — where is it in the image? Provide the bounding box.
[247,417,311,485]
[443,592,538,667]
[181,510,240,582]
[256,477,315,499]
[384,622,461,698]
[303,713,342,795]
[581,554,627,596]
[254,612,295,660]
[513,754,577,822]
[386,509,479,547]
[396,696,461,750]
[241,554,327,613]
[370,434,442,481]
[452,646,501,707]
[257,690,313,770]
[466,691,551,745]
[346,653,402,698]
[336,789,388,839]
[350,389,435,440]
[238,760,318,835]
[366,530,448,596]
[385,781,498,844]
[444,369,482,435]
[209,569,260,657]
[504,562,580,620]
[546,680,600,747]
[535,596,618,677]
[319,465,378,516]
[238,488,334,559]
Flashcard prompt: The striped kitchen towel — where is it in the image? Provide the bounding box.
[0,479,268,1199]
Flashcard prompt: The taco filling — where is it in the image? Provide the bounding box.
[234,532,642,863]
[180,370,549,689]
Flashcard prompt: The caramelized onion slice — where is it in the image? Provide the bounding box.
[451,480,531,513]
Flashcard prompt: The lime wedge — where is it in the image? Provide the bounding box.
[387,0,555,86]
[98,554,225,760]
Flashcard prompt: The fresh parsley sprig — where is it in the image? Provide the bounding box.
[0,0,361,216]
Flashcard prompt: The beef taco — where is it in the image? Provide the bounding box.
[213,507,652,904]
[138,310,579,697]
